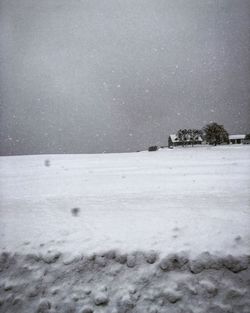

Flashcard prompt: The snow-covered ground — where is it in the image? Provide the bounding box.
[0,145,250,312]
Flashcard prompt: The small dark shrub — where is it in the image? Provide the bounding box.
[148,146,158,152]
[71,207,80,216]
[44,159,50,167]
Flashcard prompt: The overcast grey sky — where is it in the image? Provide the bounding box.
[0,0,249,155]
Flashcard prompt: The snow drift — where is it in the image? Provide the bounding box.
[1,250,250,313]
[0,145,250,312]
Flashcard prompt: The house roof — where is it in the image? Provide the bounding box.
[169,134,203,142]
[229,134,246,140]
[170,134,179,142]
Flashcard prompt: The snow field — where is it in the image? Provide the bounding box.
[0,145,250,312]
[0,145,250,256]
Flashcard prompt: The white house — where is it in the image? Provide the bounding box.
[229,134,245,144]
[168,134,203,147]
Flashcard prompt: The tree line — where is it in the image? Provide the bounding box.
[176,122,229,146]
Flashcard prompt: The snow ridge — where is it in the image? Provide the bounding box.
[1,250,250,313]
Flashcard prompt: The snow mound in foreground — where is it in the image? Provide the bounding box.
[1,250,250,313]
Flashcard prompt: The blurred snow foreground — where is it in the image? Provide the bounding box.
[0,145,250,313]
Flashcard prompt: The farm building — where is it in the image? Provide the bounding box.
[168,134,203,147]
[229,134,246,144]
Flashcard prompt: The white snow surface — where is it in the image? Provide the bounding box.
[1,146,250,313]
[0,145,249,257]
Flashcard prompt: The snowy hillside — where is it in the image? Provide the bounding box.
[0,145,250,312]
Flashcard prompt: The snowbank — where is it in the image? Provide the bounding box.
[0,251,250,312]
[0,145,250,312]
